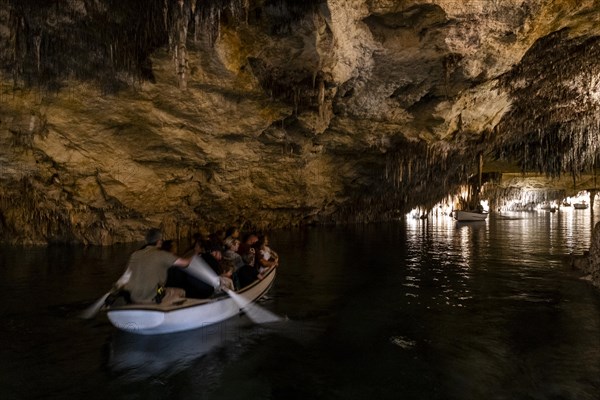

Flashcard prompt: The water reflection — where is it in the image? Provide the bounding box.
[2,210,600,399]
[403,216,489,308]
[107,317,254,380]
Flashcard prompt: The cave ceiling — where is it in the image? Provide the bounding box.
[1,0,600,244]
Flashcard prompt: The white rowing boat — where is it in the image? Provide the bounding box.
[453,210,489,221]
[107,265,277,335]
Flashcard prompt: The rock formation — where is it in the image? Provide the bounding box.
[1,0,600,245]
[572,221,600,289]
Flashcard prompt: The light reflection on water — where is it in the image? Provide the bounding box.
[1,208,600,399]
[395,209,600,399]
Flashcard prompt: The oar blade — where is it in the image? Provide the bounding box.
[225,289,282,324]
[80,292,111,319]
[186,256,282,324]
[241,302,282,324]
[186,256,220,288]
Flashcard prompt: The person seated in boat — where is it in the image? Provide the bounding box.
[166,242,224,298]
[165,265,215,299]
[255,234,279,275]
[165,238,218,299]
[201,243,224,275]
[161,239,177,255]
[217,260,235,293]
[234,235,277,288]
[233,233,260,288]
[223,226,240,249]
[181,232,204,257]
[238,232,259,266]
[207,230,226,252]
[236,262,259,288]
[223,237,245,271]
[123,228,190,304]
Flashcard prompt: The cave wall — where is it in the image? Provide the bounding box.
[1,0,600,244]
[572,221,600,289]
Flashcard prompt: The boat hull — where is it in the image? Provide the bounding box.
[573,203,589,209]
[107,267,276,335]
[453,210,489,221]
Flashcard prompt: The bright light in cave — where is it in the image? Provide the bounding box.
[407,207,422,220]
[558,191,591,208]
[496,190,593,212]
[479,200,489,212]
[536,200,558,211]
[405,194,486,220]
[571,191,591,206]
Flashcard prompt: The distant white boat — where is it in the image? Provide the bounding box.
[573,202,589,210]
[453,210,489,221]
[539,202,557,212]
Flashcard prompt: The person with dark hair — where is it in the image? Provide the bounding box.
[165,265,215,299]
[181,233,204,258]
[163,231,222,299]
[255,234,279,273]
[217,260,235,293]
[202,244,223,275]
[223,226,240,249]
[225,226,240,239]
[161,239,177,254]
[238,232,259,267]
[208,230,226,252]
[122,228,190,304]
[233,232,260,288]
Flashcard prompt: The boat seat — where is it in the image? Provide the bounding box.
[110,297,213,311]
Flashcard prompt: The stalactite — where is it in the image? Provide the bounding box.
[168,0,190,90]
[318,78,325,120]
[194,0,238,48]
[193,8,200,43]
[163,0,169,32]
[495,33,600,178]
[293,86,299,116]
[33,32,41,72]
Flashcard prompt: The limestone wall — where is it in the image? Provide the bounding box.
[1,1,600,244]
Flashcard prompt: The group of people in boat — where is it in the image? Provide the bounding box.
[110,227,279,306]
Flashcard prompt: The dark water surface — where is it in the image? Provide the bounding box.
[2,209,600,400]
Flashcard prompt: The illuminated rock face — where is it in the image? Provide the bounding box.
[0,0,599,244]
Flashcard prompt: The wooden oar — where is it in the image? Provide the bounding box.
[186,256,282,324]
[186,256,220,288]
[224,288,282,323]
[80,268,131,319]
[80,292,112,319]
